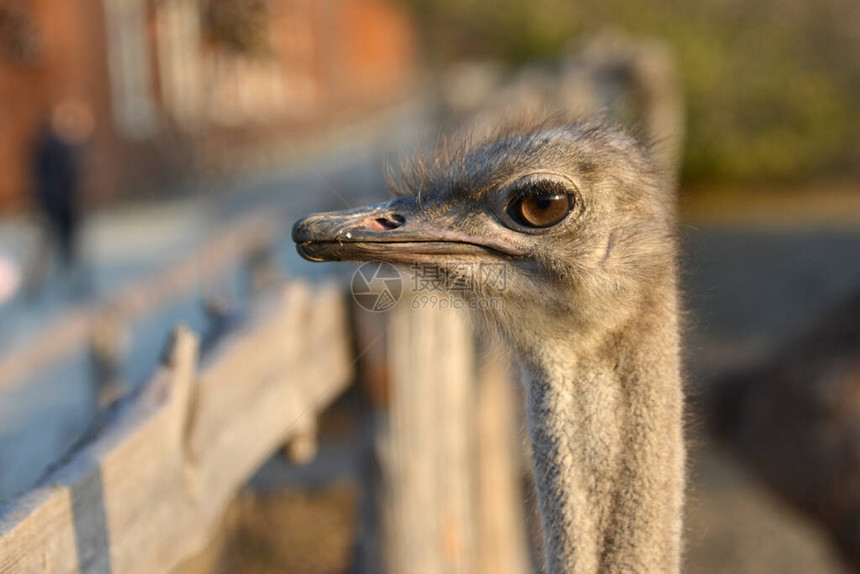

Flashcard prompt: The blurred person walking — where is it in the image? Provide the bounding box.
[24,101,93,299]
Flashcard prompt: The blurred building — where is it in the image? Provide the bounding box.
[0,0,415,211]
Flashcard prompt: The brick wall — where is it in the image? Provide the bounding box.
[0,0,416,212]
[0,0,109,210]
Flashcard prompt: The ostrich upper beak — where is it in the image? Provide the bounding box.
[292,197,516,263]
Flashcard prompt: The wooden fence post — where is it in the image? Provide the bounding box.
[89,306,130,408]
[355,292,477,573]
[475,341,530,574]
[284,413,318,465]
[355,292,530,574]
[395,293,476,573]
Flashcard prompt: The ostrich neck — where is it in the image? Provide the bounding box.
[523,290,685,574]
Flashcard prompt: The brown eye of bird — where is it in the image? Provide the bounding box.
[508,192,573,228]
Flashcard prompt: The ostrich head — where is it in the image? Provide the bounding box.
[292,120,676,362]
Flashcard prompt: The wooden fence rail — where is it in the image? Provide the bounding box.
[0,281,353,574]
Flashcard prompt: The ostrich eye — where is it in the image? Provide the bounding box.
[506,187,573,229]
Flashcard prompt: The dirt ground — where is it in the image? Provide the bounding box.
[177,484,359,574]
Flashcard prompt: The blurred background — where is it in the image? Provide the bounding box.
[0,0,858,573]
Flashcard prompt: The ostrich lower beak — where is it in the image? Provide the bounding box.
[292,198,514,263]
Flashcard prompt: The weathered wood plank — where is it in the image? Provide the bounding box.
[475,342,530,574]
[0,280,353,574]
[355,296,532,574]
[356,292,478,574]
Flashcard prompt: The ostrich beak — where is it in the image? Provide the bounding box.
[292,198,515,263]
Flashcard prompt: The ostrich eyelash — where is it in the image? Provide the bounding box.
[504,180,573,208]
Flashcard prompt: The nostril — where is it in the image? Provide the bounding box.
[378,213,405,229]
[367,213,405,231]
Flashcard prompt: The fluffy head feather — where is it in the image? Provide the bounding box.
[388,117,678,360]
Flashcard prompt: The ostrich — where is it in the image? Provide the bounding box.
[292,120,685,573]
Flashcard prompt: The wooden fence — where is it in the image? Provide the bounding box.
[0,211,534,574]
[0,211,280,503]
[0,282,352,573]
[0,282,534,574]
